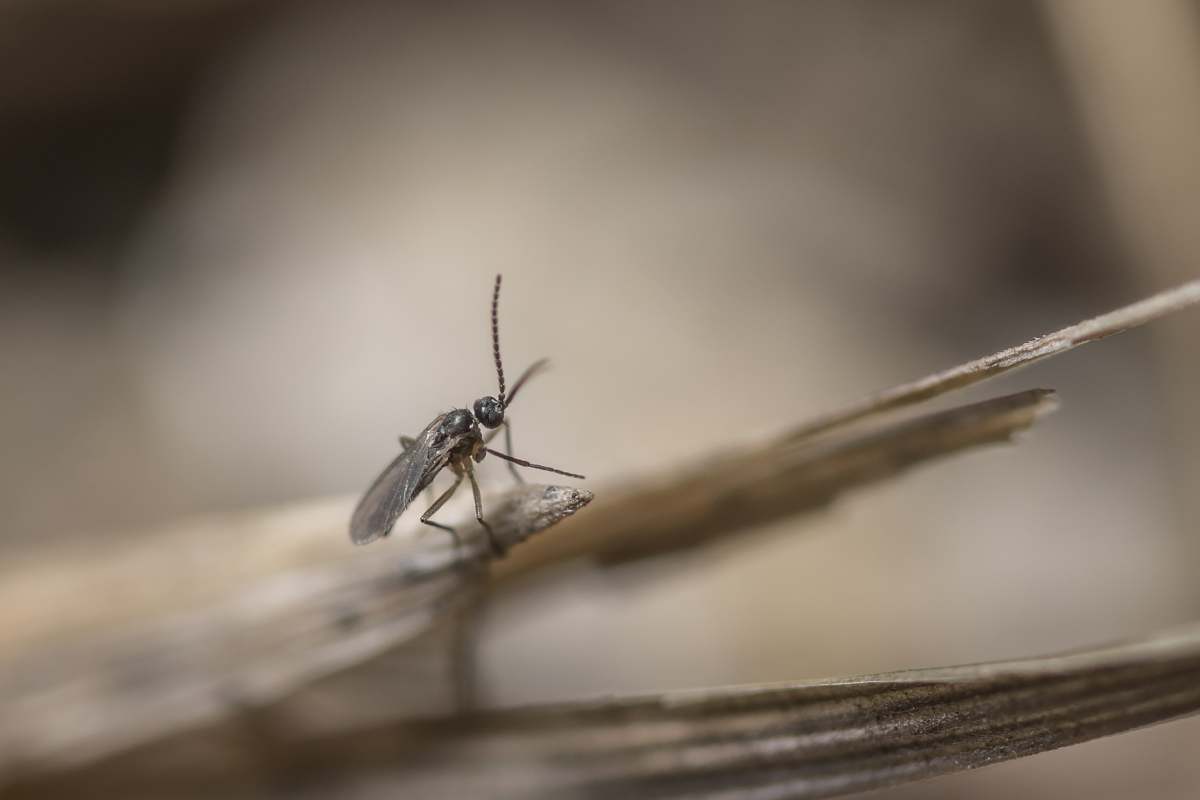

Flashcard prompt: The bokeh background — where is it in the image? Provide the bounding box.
[3,1,1200,797]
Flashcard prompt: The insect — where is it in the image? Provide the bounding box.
[349,274,585,555]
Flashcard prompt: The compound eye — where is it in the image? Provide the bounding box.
[473,396,504,428]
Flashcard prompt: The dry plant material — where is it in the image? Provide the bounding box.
[499,281,1200,579]
[315,623,1200,798]
[0,392,1055,789]
[782,279,1200,441]
[497,389,1057,576]
[0,486,592,781]
[13,624,1200,798]
[3,281,1199,798]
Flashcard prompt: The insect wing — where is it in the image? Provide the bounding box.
[349,415,451,544]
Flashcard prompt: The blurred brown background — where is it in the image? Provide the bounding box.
[2,1,1199,797]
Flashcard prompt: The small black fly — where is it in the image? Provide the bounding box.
[350,274,585,555]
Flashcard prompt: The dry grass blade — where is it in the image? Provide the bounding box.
[6,282,1199,797]
[0,388,1053,789]
[781,279,1200,442]
[498,389,1057,576]
[26,624,1195,799]
[0,485,592,783]
[498,281,1200,579]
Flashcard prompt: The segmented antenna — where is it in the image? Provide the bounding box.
[491,274,506,407]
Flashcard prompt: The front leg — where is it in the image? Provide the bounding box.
[466,460,504,556]
[482,420,524,484]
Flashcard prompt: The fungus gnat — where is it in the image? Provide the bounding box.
[349,275,585,555]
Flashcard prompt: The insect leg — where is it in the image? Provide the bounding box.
[484,447,585,479]
[420,473,464,548]
[501,421,525,484]
[466,461,503,556]
[483,420,523,484]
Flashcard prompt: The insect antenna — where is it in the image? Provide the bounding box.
[485,447,586,479]
[506,357,549,408]
[491,273,507,408]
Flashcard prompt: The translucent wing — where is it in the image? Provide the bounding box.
[349,414,454,544]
